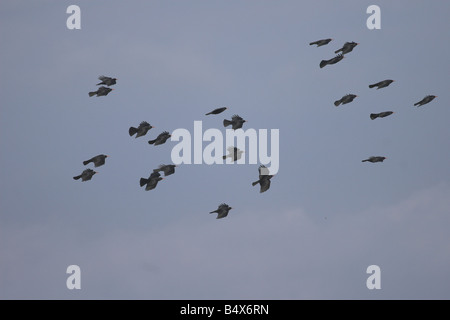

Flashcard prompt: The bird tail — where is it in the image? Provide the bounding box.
[223,119,232,127]
[129,127,138,136]
[205,112,212,115]
[140,178,148,187]
[252,180,259,186]
[368,84,376,88]
[83,160,91,166]
[222,155,227,160]
[334,100,341,106]
[362,159,369,162]
[88,91,96,97]
[209,210,217,214]
[148,139,156,144]
[334,48,342,54]
[309,41,317,46]
[414,102,420,106]
[319,60,327,68]
[370,113,378,120]
[96,82,103,86]
[73,175,82,180]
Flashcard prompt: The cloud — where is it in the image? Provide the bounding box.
[2,183,450,299]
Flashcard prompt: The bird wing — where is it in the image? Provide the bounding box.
[231,114,243,122]
[218,203,229,210]
[258,165,270,178]
[98,75,111,81]
[140,121,150,127]
[260,179,271,193]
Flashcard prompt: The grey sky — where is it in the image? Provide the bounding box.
[1,1,449,299]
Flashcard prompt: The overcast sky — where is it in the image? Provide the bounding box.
[1,0,449,299]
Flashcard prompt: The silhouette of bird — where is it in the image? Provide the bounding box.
[334,94,358,106]
[335,41,358,54]
[223,115,246,130]
[140,171,163,191]
[83,154,108,167]
[320,54,344,68]
[148,131,171,145]
[309,38,332,47]
[89,86,113,97]
[206,107,227,115]
[369,79,394,89]
[96,75,117,86]
[210,203,233,219]
[252,165,274,193]
[370,111,394,120]
[362,156,386,163]
[414,95,437,107]
[155,164,177,176]
[129,121,153,138]
[73,169,97,181]
[222,146,244,162]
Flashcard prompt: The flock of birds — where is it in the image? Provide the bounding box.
[74,77,271,219]
[73,39,438,220]
[310,38,437,164]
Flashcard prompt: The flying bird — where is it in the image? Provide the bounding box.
[309,38,332,47]
[148,131,171,145]
[96,75,117,86]
[320,54,344,68]
[222,146,244,162]
[129,121,153,138]
[223,114,246,130]
[155,164,177,176]
[335,41,358,54]
[89,86,113,97]
[210,203,233,219]
[73,168,97,181]
[369,79,395,89]
[83,154,108,167]
[252,165,274,193]
[334,94,358,106]
[362,156,386,163]
[140,171,163,191]
[414,95,437,107]
[370,111,394,120]
[206,107,227,115]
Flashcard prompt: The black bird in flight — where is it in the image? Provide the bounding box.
[320,54,344,68]
[206,107,227,115]
[140,171,163,191]
[73,168,97,181]
[129,121,153,138]
[252,165,274,193]
[97,75,117,86]
[334,94,358,106]
[223,146,244,162]
[155,164,177,176]
[414,95,437,107]
[89,86,113,97]
[148,131,171,145]
[83,154,108,167]
[210,203,233,219]
[369,79,395,89]
[335,41,358,54]
[362,156,386,163]
[309,38,332,47]
[370,111,394,120]
[223,115,246,130]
